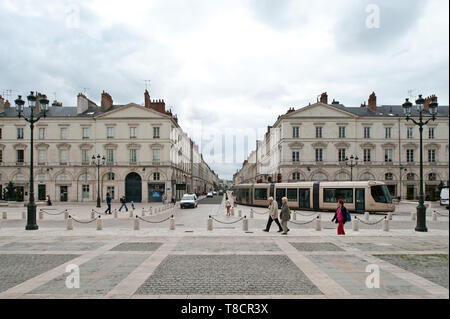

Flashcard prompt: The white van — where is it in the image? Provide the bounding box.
[440,188,449,206]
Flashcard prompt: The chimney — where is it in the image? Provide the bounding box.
[101,91,113,112]
[77,93,89,114]
[331,99,339,105]
[360,101,366,108]
[4,100,10,108]
[144,89,151,108]
[0,95,4,113]
[320,92,328,104]
[368,92,377,112]
[52,100,62,107]
[150,98,166,113]
[424,94,437,111]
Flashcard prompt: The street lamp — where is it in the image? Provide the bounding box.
[402,94,438,232]
[344,155,359,181]
[92,154,105,208]
[15,92,49,230]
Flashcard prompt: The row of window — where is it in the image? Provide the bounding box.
[0,172,162,183]
[0,127,161,140]
[0,149,161,164]
[290,148,438,163]
[291,126,436,139]
[290,172,439,182]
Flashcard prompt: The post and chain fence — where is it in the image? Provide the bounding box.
[355,215,386,226]
[137,215,173,224]
[39,208,69,216]
[288,215,319,225]
[209,215,246,225]
[69,215,99,224]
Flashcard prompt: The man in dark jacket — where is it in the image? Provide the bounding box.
[105,193,112,214]
[119,195,128,212]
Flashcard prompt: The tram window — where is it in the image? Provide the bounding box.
[287,188,297,202]
[371,185,392,203]
[254,188,267,200]
[323,188,353,203]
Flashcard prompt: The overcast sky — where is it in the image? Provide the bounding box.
[0,0,448,180]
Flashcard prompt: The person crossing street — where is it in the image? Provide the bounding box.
[263,197,283,232]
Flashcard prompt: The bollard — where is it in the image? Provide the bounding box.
[133,216,140,230]
[64,210,68,220]
[388,212,393,221]
[318,213,322,220]
[315,216,321,231]
[39,210,44,220]
[114,209,118,218]
[2,211,7,220]
[410,212,416,221]
[250,209,254,219]
[67,216,73,230]
[129,209,133,218]
[91,209,95,220]
[242,217,248,232]
[432,211,437,221]
[169,216,175,230]
[352,218,359,232]
[207,216,213,231]
[238,209,242,217]
[97,216,103,230]
[22,211,27,220]
[141,208,145,217]
[382,217,389,232]
[231,208,235,216]
[364,212,370,222]
[293,212,297,220]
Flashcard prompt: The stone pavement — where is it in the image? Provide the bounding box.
[0,196,448,299]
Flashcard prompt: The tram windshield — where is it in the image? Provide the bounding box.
[370,185,392,203]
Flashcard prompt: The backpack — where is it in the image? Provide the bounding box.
[344,207,351,222]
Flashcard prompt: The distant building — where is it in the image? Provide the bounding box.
[233,92,449,200]
[0,90,219,203]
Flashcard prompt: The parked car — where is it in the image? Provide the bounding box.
[180,194,198,209]
[212,191,217,195]
[440,188,449,206]
[218,190,224,195]
[206,192,213,198]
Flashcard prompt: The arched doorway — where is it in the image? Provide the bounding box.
[125,172,142,203]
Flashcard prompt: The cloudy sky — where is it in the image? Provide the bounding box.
[0,0,448,180]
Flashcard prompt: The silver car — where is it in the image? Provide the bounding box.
[180,194,198,209]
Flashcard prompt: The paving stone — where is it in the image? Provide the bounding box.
[374,254,449,289]
[306,254,430,296]
[0,241,106,252]
[135,255,321,295]
[0,254,79,293]
[29,253,150,295]
[290,242,344,252]
[109,242,163,252]
[173,241,281,252]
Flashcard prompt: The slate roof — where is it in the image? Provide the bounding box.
[330,103,449,117]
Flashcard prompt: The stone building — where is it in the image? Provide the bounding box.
[233,92,449,200]
[0,90,219,203]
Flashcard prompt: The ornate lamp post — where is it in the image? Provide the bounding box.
[402,94,438,232]
[344,155,359,181]
[92,154,105,208]
[15,92,49,230]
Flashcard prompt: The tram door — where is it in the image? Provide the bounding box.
[355,188,365,212]
[299,189,310,209]
[276,188,285,209]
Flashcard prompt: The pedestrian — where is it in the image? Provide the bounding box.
[225,198,231,216]
[105,192,112,214]
[119,195,128,212]
[162,193,166,204]
[279,197,291,235]
[130,201,135,210]
[233,195,237,208]
[46,195,52,206]
[263,197,283,232]
[331,199,348,235]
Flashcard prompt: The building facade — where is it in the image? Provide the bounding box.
[0,90,219,203]
[233,92,449,200]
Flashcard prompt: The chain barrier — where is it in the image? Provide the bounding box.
[70,215,99,224]
[355,216,386,225]
[40,209,68,216]
[434,210,449,217]
[288,216,318,225]
[91,209,109,216]
[210,216,245,225]
[251,208,268,215]
[295,210,317,216]
[137,215,173,224]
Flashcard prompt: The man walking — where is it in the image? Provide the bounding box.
[105,192,112,215]
[118,195,128,212]
[263,197,283,232]
[280,197,291,235]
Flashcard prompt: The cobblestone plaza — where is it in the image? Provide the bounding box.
[0,196,448,299]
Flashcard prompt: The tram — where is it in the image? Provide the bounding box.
[233,181,394,213]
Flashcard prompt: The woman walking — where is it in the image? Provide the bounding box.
[279,197,291,235]
[225,198,231,216]
[332,199,348,235]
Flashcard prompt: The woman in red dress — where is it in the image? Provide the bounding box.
[332,199,348,235]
